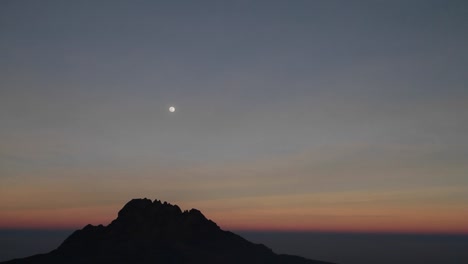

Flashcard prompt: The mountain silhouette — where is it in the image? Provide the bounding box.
[2,198,334,264]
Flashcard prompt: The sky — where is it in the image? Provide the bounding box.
[1,0,467,234]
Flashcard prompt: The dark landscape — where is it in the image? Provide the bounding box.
[2,229,468,264]
[1,199,332,264]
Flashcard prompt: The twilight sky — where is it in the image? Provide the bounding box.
[1,0,468,233]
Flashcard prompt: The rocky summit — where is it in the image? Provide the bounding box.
[2,198,334,264]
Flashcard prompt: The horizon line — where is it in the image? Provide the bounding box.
[1,227,467,236]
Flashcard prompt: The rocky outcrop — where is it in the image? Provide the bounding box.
[2,198,334,264]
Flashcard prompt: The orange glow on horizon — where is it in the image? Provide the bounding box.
[1,205,467,235]
[2,187,467,234]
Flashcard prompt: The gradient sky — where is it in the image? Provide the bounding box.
[1,0,468,233]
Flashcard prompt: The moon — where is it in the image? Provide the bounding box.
[169,106,175,113]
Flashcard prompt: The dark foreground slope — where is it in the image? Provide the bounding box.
[2,198,333,264]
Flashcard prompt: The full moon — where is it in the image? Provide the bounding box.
[169,106,175,113]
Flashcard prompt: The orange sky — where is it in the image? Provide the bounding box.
[1,151,467,234]
[2,187,467,234]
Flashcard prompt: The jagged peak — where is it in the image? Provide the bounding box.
[118,198,179,216]
[112,198,217,232]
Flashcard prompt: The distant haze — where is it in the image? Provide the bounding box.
[1,230,468,264]
[1,1,468,233]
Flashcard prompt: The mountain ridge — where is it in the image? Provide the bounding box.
[2,198,334,264]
